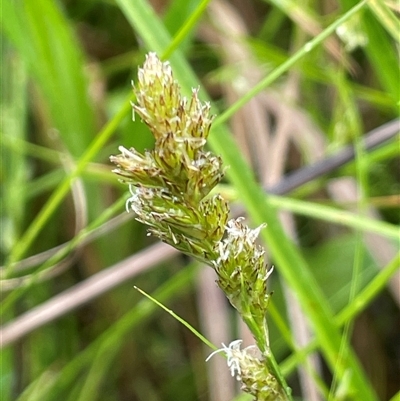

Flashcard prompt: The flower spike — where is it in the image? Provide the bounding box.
[110,52,290,401]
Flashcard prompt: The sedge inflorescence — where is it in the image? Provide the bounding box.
[206,340,286,400]
[110,52,287,400]
[110,53,227,263]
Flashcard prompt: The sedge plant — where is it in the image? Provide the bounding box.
[110,52,292,401]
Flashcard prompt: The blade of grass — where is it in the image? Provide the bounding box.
[280,252,400,377]
[260,195,399,240]
[249,37,395,111]
[335,252,400,325]
[134,286,216,349]
[1,48,29,253]
[75,280,215,401]
[1,196,127,316]
[340,0,399,104]
[4,96,132,270]
[163,0,212,59]
[213,1,367,126]
[367,0,400,43]
[328,61,367,399]
[1,0,96,156]
[389,391,400,401]
[31,263,199,401]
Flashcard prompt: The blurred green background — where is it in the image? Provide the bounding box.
[1,0,399,400]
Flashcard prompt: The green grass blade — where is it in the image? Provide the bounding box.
[266,195,400,241]
[367,0,400,43]
[339,0,400,104]
[1,0,96,156]
[38,263,198,401]
[4,96,131,268]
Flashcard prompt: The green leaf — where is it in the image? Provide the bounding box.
[2,0,96,156]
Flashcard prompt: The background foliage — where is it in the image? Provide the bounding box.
[1,0,399,400]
